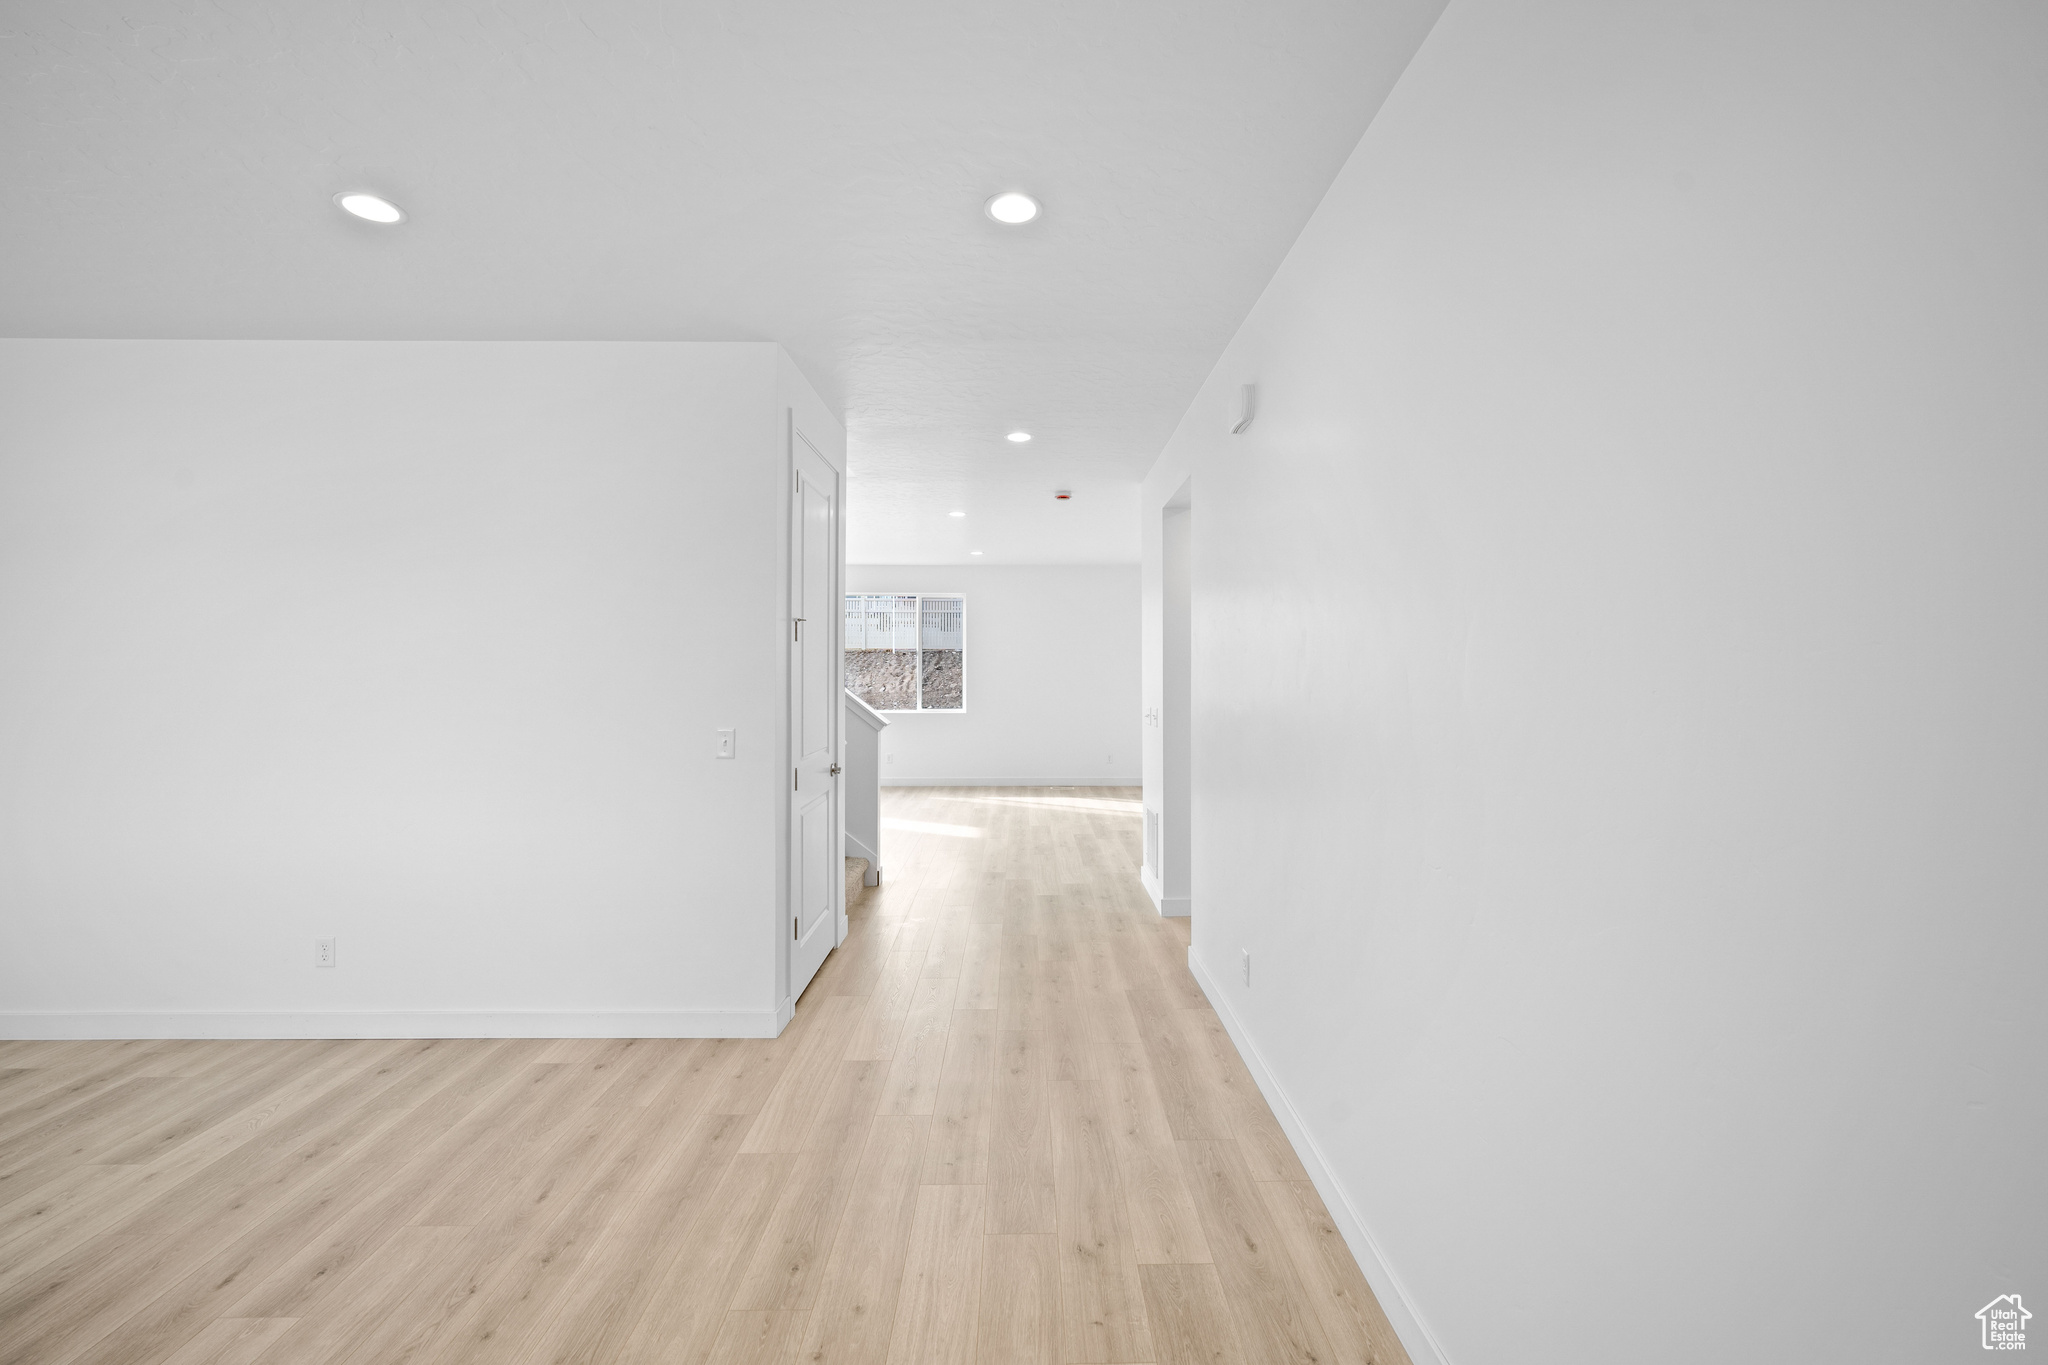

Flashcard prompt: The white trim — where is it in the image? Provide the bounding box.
[846,829,883,870]
[844,690,890,733]
[1137,864,1189,917]
[0,1009,786,1040]
[1187,950,1452,1365]
[880,776,1140,787]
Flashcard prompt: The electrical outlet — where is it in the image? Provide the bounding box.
[316,938,336,968]
[1241,949,1250,987]
[886,753,894,765]
[715,728,736,759]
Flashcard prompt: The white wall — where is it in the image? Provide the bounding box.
[1140,3,2048,1363]
[847,564,1138,786]
[0,340,842,1038]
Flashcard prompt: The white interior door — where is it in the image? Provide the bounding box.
[788,423,842,999]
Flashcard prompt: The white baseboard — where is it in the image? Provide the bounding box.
[879,776,1141,787]
[1187,951,1452,1365]
[1138,864,1189,917]
[0,1009,785,1040]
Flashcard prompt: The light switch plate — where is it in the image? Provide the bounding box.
[715,728,736,759]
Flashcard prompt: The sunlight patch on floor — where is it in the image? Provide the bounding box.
[881,816,985,838]
[939,793,1143,816]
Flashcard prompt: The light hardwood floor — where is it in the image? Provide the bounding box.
[0,786,1410,1365]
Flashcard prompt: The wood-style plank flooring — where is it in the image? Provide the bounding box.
[0,786,1411,1365]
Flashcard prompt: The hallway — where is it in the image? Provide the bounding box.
[824,785,1413,1365]
[0,787,1408,1365]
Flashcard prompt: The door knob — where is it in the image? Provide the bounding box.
[829,764,842,776]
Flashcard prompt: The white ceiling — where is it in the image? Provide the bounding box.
[0,0,1442,564]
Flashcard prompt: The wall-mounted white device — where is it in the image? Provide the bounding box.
[715,728,736,759]
[316,938,336,968]
[1230,383,1256,434]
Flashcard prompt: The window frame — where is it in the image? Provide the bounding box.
[844,591,968,714]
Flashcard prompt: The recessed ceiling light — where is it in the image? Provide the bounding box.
[1006,431,1031,443]
[985,192,1040,225]
[948,511,966,517]
[335,192,406,224]
[970,550,984,556]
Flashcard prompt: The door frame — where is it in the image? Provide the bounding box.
[784,411,846,1006]
[1156,482,1193,918]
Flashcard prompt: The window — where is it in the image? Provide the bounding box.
[845,593,965,711]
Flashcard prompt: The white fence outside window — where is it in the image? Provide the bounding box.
[844,593,965,711]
